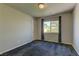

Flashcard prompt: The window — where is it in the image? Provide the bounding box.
[44,20,59,33]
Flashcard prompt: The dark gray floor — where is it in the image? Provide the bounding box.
[0,40,78,56]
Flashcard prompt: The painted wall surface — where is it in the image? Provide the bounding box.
[33,18,41,40]
[60,12,73,44]
[0,4,33,54]
[33,19,38,40]
[44,33,58,42]
[34,12,73,45]
[73,4,79,55]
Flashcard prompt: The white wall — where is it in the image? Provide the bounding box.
[0,4,34,54]
[33,19,38,40]
[44,33,58,42]
[33,18,41,40]
[73,4,79,55]
[60,12,73,44]
[34,12,73,45]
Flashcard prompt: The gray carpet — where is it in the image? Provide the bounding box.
[0,40,78,56]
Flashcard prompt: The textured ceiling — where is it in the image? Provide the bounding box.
[6,3,76,17]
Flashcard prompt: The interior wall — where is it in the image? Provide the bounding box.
[34,12,73,45]
[0,4,33,54]
[73,4,79,55]
[33,18,41,40]
[59,12,73,44]
[44,33,58,42]
[33,18,38,40]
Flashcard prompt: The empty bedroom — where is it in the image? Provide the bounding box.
[0,3,79,56]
